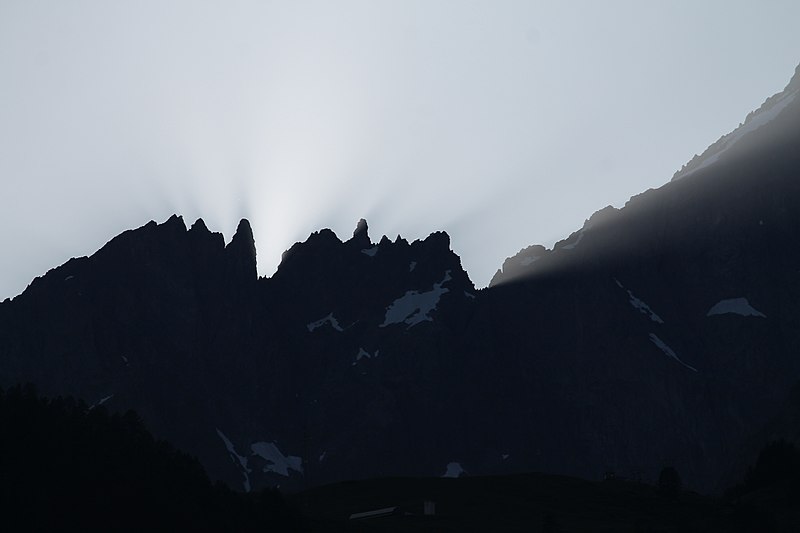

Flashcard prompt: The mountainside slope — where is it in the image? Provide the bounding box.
[2,64,799,494]
[482,62,800,490]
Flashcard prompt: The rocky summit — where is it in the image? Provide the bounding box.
[2,65,800,495]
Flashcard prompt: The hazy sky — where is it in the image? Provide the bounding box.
[2,1,799,299]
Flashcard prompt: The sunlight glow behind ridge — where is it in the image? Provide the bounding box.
[1,1,799,299]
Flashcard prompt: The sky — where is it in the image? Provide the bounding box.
[1,1,799,299]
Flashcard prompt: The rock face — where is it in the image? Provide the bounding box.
[2,65,800,494]
[0,213,476,492]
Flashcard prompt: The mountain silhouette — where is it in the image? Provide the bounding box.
[2,64,800,495]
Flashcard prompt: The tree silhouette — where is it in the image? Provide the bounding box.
[542,512,561,533]
[0,384,307,531]
[745,439,800,491]
[658,466,682,500]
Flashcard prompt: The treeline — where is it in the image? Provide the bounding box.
[662,440,800,532]
[0,384,307,531]
[728,439,800,499]
[716,439,800,532]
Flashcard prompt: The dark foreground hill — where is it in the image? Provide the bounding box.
[3,384,797,532]
[298,473,716,532]
[0,385,306,531]
[296,444,800,533]
[1,64,800,494]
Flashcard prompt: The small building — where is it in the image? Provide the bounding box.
[349,500,437,522]
[424,500,436,516]
[349,507,400,520]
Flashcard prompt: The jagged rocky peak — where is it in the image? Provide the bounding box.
[585,205,619,228]
[143,213,189,242]
[92,214,188,262]
[92,214,258,285]
[279,218,376,269]
[224,219,257,282]
[490,204,617,287]
[229,219,255,251]
[190,217,210,233]
[272,219,473,295]
[349,218,371,247]
[164,213,186,229]
[671,62,800,182]
[188,218,226,252]
[421,230,450,248]
[490,244,549,287]
[273,227,341,277]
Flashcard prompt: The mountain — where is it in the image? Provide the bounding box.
[2,64,800,495]
[0,215,476,492]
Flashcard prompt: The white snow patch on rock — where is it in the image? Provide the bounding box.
[216,429,251,492]
[361,246,379,257]
[307,313,345,332]
[615,279,664,323]
[64,275,74,281]
[98,394,113,406]
[355,347,379,362]
[561,230,584,250]
[250,441,304,477]
[380,271,452,328]
[648,333,697,372]
[88,394,114,410]
[707,297,766,318]
[442,462,465,478]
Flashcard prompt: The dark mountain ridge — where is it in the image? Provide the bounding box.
[2,64,800,494]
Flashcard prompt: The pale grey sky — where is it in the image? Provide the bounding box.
[1,1,799,299]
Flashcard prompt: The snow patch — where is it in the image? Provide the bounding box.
[307,313,345,332]
[88,394,114,410]
[615,279,664,323]
[648,333,697,372]
[707,297,766,318]
[64,275,74,281]
[380,271,452,328]
[442,462,465,478]
[409,261,417,272]
[361,246,379,257]
[216,429,251,492]
[97,394,113,406]
[354,347,379,365]
[250,441,304,477]
[561,230,584,250]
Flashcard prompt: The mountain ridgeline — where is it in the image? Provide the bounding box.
[2,64,800,495]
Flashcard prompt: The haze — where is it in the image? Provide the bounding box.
[2,1,799,300]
